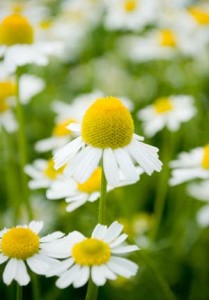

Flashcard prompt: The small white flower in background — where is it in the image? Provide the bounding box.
[19,74,45,104]
[187,180,209,227]
[47,167,143,212]
[0,221,67,286]
[0,13,64,73]
[169,145,209,186]
[137,95,196,137]
[46,221,139,288]
[25,159,66,189]
[54,96,162,187]
[104,0,159,31]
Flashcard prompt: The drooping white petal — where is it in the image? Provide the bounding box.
[29,221,43,233]
[98,265,116,280]
[66,199,87,212]
[103,221,123,243]
[103,148,119,186]
[40,231,65,243]
[56,265,80,289]
[15,260,30,286]
[107,256,138,278]
[73,266,90,288]
[46,258,74,277]
[88,192,100,202]
[3,259,18,285]
[27,253,58,275]
[91,266,107,286]
[0,253,8,264]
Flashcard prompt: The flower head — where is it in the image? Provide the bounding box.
[0,221,66,286]
[54,96,162,187]
[46,221,139,288]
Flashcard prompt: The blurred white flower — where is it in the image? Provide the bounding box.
[137,95,196,137]
[46,221,139,288]
[169,145,209,186]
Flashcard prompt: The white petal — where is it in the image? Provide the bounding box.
[56,264,80,289]
[0,253,8,264]
[98,265,116,280]
[107,257,138,278]
[73,266,90,288]
[40,231,65,243]
[15,260,30,286]
[103,148,119,186]
[114,148,139,182]
[103,222,123,243]
[88,192,100,202]
[29,221,43,233]
[46,258,74,277]
[91,266,107,286]
[109,233,128,248]
[91,224,108,239]
[67,123,81,132]
[54,137,83,169]
[111,245,139,254]
[3,259,18,285]
[27,254,58,275]
[66,199,87,212]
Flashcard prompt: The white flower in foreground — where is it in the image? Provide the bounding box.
[187,180,209,227]
[104,0,159,31]
[25,159,65,189]
[47,166,143,212]
[137,95,196,137]
[169,145,209,186]
[0,221,66,286]
[54,96,162,187]
[0,13,64,73]
[46,221,139,288]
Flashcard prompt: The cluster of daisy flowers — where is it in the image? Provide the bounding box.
[0,220,139,287]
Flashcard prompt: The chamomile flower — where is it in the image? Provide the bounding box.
[104,0,159,31]
[54,96,162,187]
[25,159,66,189]
[46,167,143,212]
[187,180,209,227]
[0,13,64,73]
[46,221,139,288]
[169,145,209,186]
[0,221,66,286]
[137,95,196,137]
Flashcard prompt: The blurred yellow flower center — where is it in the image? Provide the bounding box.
[39,20,53,30]
[154,98,174,114]
[0,14,34,46]
[189,7,209,25]
[201,145,209,169]
[124,0,137,12]
[160,30,176,47]
[12,3,24,14]
[0,81,16,112]
[1,227,39,259]
[53,119,76,137]
[72,238,111,266]
[77,168,101,193]
[44,159,65,179]
[81,97,134,149]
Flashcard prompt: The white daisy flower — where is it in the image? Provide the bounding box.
[46,221,139,288]
[169,145,209,186]
[104,0,159,31]
[54,96,162,187]
[187,180,209,227]
[137,95,196,137]
[46,166,143,212]
[0,220,66,286]
[0,13,64,73]
[25,159,66,189]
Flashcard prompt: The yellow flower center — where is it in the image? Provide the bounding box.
[77,168,101,193]
[0,81,16,113]
[124,0,137,12]
[1,227,39,259]
[154,98,174,114]
[201,145,209,169]
[0,14,34,46]
[72,238,111,266]
[44,159,65,179]
[52,119,76,137]
[159,30,176,47]
[189,7,209,25]
[81,97,134,149]
[39,20,53,30]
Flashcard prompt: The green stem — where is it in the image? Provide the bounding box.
[15,69,33,220]
[98,159,107,224]
[85,279,98,300]
[31,273,41,300]
[16,284,22,300]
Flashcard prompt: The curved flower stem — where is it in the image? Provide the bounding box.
[16,284,22,300]
[98,158,107,224]
[15,69,33,220]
